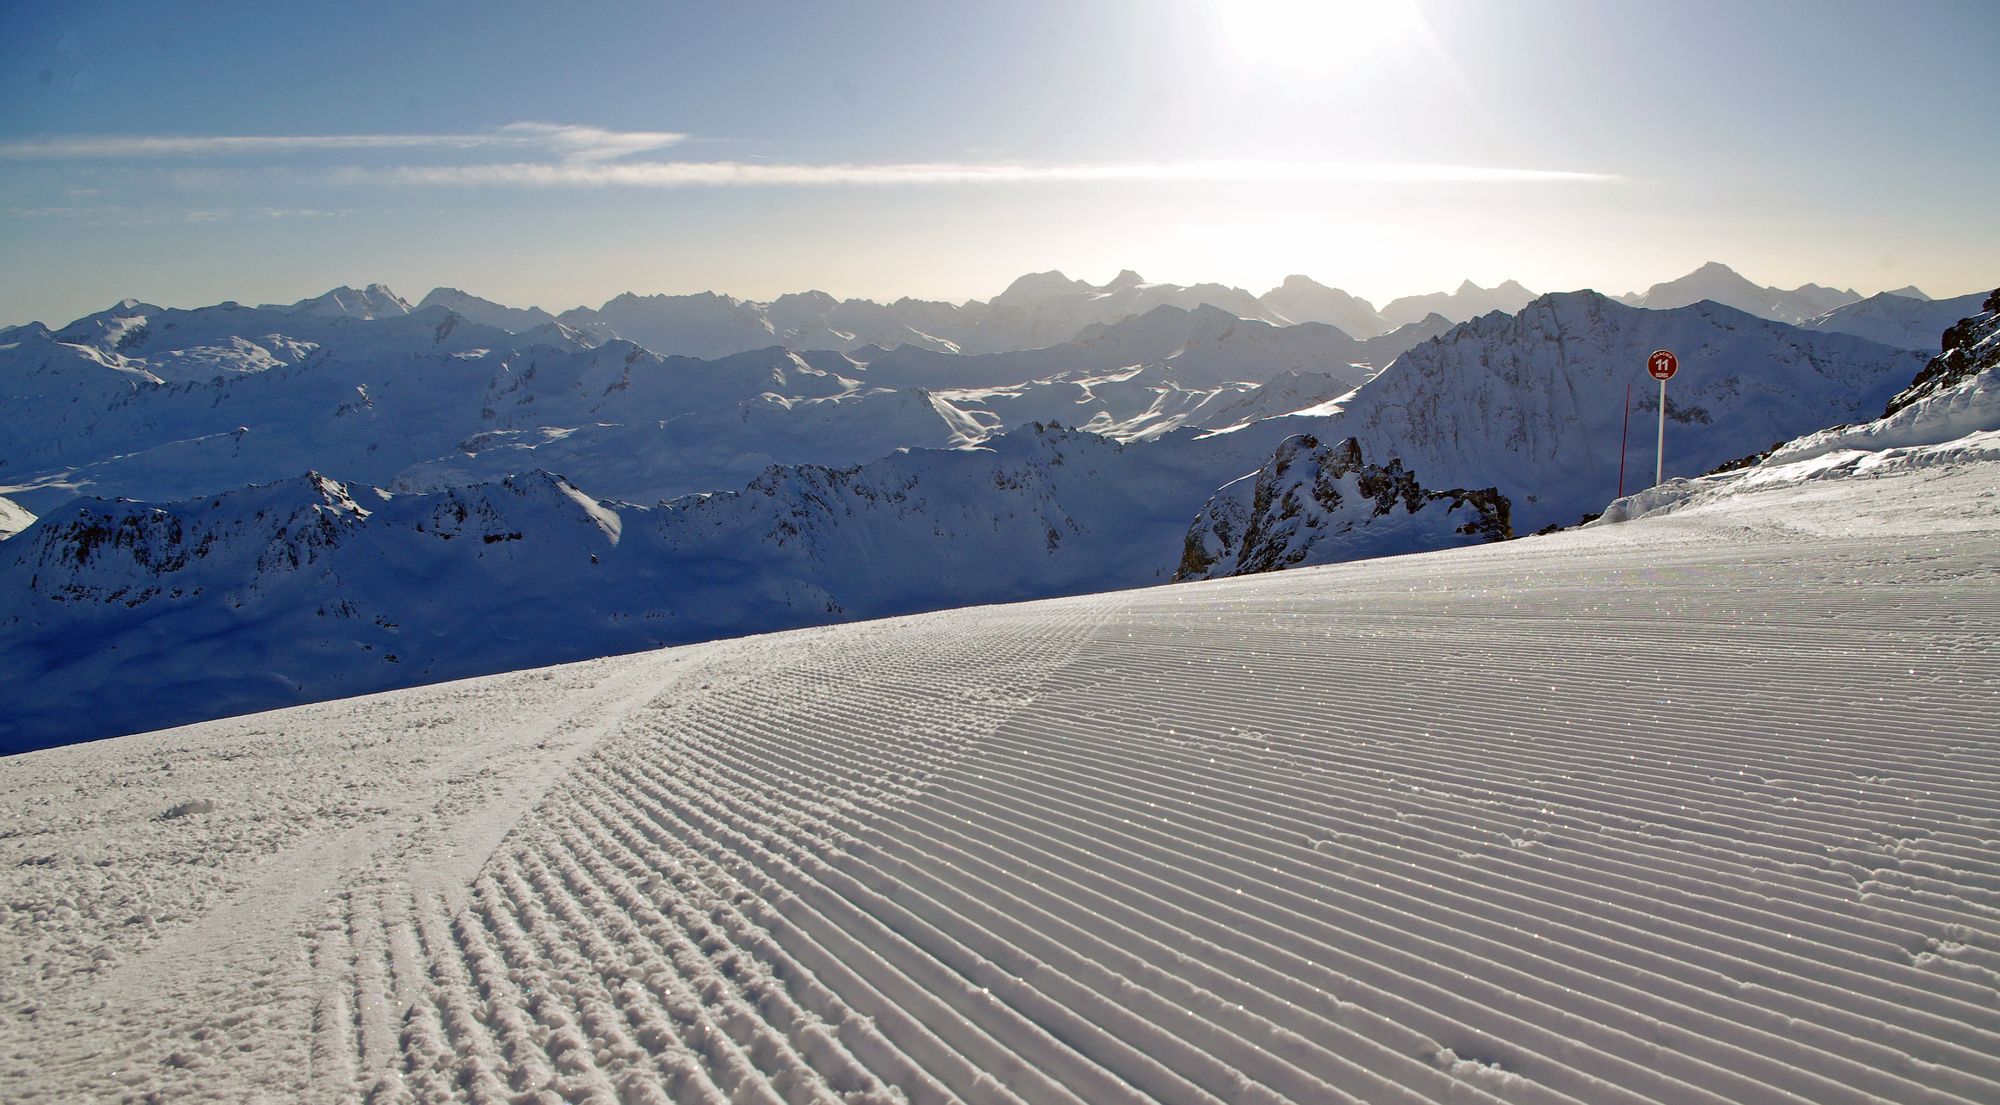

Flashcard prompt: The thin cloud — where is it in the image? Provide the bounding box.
[0,123,686,162]
[494,123,686,163]
[374,159,1625,187]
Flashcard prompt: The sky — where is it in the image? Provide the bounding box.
[1,0,1995,326]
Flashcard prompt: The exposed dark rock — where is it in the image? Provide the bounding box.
[1882,288,2000,418]
[1176,434,1511,581]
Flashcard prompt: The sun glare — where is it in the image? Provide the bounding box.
[1216,0,1425,69]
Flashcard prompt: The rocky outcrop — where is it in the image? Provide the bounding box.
[1882,289,2000,418]
[1177,434,1510,581]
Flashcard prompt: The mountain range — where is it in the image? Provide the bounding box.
[12,261,1955,369]
[1799,288,1990,352]
[0,294,1447,515]
[1618,260,1862,324]
[5,270,1978,750]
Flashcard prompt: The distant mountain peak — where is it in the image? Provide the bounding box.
[992,270,1091,306]
[1104,269,1145,291]
[417,287,558,333]
[1634,262,1861,324]
[1885,285,1932,301]
[1378,280,1537,329]
[290,284,413,319]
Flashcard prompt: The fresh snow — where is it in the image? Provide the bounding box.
[1598,289,1999,524]
[1322,290,1929,532]
[1176,433,1509,579]
[1801,290,1992,352]
[275,283,416,321]
[3,286,1961,747]
[0,495,33,540]
[0,300,1416,516]
[2,447,1994,1104]
[0,422,1304,751]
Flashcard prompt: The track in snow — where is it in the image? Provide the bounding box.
[3,463,1997,1104]
[385,468,2000,1105]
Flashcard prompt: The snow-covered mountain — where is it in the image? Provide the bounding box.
[1379,279,1536,328]
[0,308,595,510]
[393,384,979,503]
[0,495,31,540]
[1622,261,1860,324]
[1876,288,2000,417]
[2,293,1411,515]
[976,268,1289,346]
[416,287,561,332]
[272,282,414,320]
[551,270,1296,359]
[1320,291,1928,532]
[557,290,779,359]
[27,292,570,387]
[1599,289,1999,524]
[0,420,1303,749]
[764,289,969,353]
[6,379,1994,1105]
[855,303,1442,392]
[1798,289,1988,352]
[1176,433,1509,580]
[1257,274,1391,337]
[1,281,1966,749]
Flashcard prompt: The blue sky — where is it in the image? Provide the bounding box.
[2,0,1994,325]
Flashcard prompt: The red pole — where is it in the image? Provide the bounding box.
[1617,378,1631,499]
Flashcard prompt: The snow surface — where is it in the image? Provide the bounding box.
[1802,291,1991,352]
[0,423,1306,751]
[1326,291,1928,532]
[3,288,1949,748]
[0,496,32,541]
[3,449,1996,1104]
[1595,306,1999,526]
[0,300,1407,516]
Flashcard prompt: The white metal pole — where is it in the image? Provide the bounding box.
[1655,377,1667,486]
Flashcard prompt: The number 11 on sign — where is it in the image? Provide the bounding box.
[1647,349,1678,486]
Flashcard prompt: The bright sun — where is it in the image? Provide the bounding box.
[1215,0,1425,70]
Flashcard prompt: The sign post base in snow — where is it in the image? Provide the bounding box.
[1648,349,1679,486]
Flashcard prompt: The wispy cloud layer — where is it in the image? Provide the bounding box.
[0,123,686,162]
[374,159,1623,188]
[0,122,1619,191]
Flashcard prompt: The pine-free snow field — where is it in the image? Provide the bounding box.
[3,460,1996,1104]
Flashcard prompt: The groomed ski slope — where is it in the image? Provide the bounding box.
[2,459,1996,1104]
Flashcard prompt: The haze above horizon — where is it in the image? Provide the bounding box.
[2,0,1995,326]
